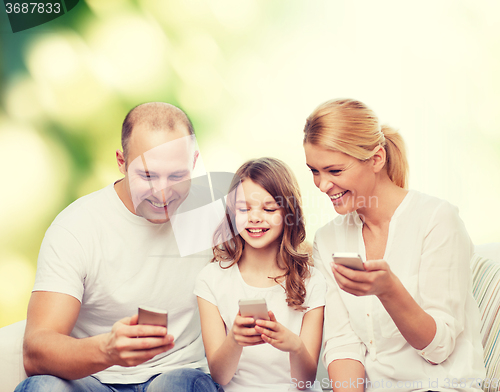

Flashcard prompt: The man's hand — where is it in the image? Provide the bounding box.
[24,292,175,379]
[101,314,175,367]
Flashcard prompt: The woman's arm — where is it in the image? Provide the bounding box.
[375,267,437,351]
[255,307,324,389]
[328,359,365,392]
[331,201,474,364]
[312,235,367,387]
[332,261,437,351]
[197,297,264,386]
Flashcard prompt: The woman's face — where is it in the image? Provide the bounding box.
[304,143,376,215]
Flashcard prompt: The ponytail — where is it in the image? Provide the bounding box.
[381,125,409,189]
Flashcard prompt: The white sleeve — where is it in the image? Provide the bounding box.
[416,201,474,364]
[304,267,327,312]
[313,236,366,368]
[33,224,86,302]
[193,264,218,306]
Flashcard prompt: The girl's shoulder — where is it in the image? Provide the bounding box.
[199,259,237,277]
[305,265,327,289]
[308,265,325,282]
[302,266,327,308]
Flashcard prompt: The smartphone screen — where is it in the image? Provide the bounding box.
[332,252,365,271]
[238,298,269,325]
[138,306,168,328]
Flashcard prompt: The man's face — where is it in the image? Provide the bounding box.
[121,125,197,224]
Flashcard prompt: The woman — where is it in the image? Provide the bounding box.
[303,99,485,391]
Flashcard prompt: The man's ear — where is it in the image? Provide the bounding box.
[116,150,127,175]
[192,150,200,170]
[371,145,386,174]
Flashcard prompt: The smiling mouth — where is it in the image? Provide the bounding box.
[330,190,348,200]
[147,199,171,208]
[246,228,269,234]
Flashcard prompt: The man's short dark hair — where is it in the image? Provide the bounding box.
[121,102,195,163]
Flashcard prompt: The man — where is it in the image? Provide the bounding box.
[15,103,222,392]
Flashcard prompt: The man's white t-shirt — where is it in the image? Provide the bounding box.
[33,183,208,384]
[194,261,326,392]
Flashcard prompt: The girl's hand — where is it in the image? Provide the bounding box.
[331,259,398,299]
[231,312,265,346]
[255,311,303,353]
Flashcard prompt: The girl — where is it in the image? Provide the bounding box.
[194,157,326,392]
[303,98,485,391]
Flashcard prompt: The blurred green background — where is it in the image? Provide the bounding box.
[1,0,499,328]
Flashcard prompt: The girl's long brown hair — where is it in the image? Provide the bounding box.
[212,157,310,310]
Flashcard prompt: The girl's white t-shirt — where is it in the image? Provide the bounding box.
[195,262,326,392]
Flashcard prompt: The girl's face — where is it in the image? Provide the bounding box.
[304,143,376,215]
[234,179,284,251]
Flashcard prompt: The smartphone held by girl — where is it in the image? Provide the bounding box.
[194,157,326,392]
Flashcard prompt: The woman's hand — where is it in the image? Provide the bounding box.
[254,311,303,353]
[231,312,265,346]
[331,259,398,299]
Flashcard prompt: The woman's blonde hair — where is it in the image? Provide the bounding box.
[303,98,409,189]
[212,157,310,310]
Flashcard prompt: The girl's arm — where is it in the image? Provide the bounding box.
[291,306,324,387]
[255,306,324,389]
[197,297,264,386]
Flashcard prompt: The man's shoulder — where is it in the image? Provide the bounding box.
[52,184,116,228]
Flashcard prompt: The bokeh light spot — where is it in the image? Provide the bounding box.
[86,14,171,98]
[0,253,35,325]
[0,122,69,237]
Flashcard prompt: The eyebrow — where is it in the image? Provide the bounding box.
[134,169,189,177]
[170,170,190,176]
[135,168,152,176]
[306,163,344,170]
[235,200,279,206]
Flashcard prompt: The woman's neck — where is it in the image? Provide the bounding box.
[357,176,408,230]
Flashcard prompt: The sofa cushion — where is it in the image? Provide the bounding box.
[0,319,27,392]
[471,254,500,392]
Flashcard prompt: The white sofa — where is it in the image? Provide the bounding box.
[0,320,26,392]
[1,244,499,392]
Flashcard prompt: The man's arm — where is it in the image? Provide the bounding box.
[23,291,175,380]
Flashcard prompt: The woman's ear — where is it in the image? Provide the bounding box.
[371,145,386,173]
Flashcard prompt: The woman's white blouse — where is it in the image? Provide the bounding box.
[314,190,485,391]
